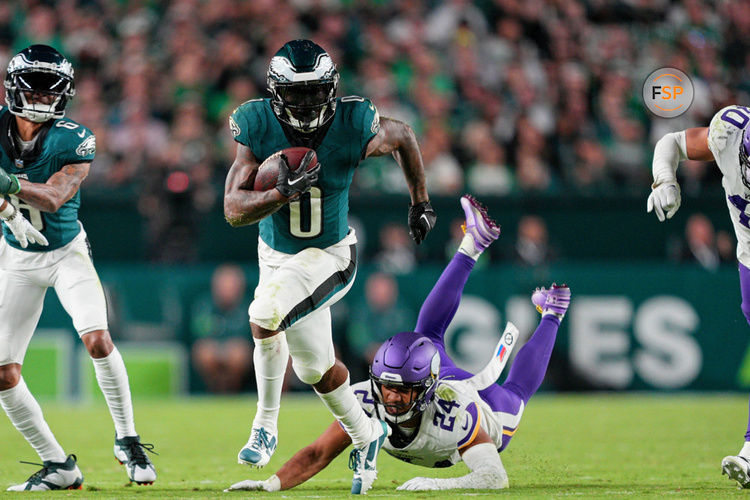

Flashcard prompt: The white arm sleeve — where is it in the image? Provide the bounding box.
[428,443,509,490]
[651,130,687,187]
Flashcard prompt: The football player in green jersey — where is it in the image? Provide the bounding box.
[224,39,436,494]
[0,45,156,490]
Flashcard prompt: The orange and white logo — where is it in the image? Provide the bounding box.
[642,68,693,118]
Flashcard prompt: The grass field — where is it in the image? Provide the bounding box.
[1,393,749,498]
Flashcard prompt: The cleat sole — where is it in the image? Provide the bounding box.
[461,194,500,231]
[722,457,750,489]
[238,458,266,468]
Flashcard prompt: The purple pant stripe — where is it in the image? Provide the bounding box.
[739,263,750,441]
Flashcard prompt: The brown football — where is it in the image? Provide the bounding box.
[253,147,319,191]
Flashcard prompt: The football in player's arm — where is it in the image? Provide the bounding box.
[647,105,750,489]
[223,102,435,241]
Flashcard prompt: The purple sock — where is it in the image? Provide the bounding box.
[501,315,560,403]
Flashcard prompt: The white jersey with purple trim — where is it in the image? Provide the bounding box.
[351,379,510,468]
[707,105,750,267]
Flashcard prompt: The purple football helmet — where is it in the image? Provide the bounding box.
[369,331,440,424]
[741,128,750,190]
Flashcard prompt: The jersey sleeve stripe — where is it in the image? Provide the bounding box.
[502,426,518,437]
[457,402,481,450]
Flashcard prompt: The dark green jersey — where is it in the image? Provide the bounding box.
[0,107,96,251]
[230,96,380,254]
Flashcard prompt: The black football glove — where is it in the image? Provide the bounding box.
[275,151,320,198]
[407,200,436,245]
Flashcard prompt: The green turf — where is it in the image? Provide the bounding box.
[1,393,748,498]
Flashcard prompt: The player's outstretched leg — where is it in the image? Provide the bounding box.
[416,195,501,344]
[309,359,389,495]
[503,284,570,403]
[7,454,83,491]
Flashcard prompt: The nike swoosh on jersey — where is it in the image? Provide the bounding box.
[77,130,85,138]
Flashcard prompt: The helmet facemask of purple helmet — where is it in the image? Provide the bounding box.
[369,332,441,425]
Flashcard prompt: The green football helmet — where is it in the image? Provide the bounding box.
[4,44,75,123]
[267,39,339,133]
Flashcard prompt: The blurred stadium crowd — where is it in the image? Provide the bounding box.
[3,0,748,201]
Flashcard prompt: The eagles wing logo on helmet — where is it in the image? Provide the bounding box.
[268,52,336,83]
[4,45,76,123]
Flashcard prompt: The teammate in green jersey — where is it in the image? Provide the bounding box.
[224,39,436,494]
[0,45,156,490]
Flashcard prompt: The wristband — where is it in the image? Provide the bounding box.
[263,474,281,492]
[0,201,17,220]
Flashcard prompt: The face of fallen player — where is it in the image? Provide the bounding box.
[380,385,419,416]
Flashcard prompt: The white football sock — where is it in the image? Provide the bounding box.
[316,377,376,449]
[252,332,289,434]
[0,377,66,462]
[458,233,482,261]
[92,347,137,439]
[740,441,750,459]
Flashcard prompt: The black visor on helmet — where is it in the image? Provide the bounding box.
[16,71,69,94]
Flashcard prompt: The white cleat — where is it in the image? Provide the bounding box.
[114,435,157,485]
[238,427,277,468]
[350,419,390,494]
[7,454,83,491]
[722,455,750,489]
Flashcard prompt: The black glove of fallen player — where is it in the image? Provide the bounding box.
[407,200,436,245]
[275,151,320,198]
